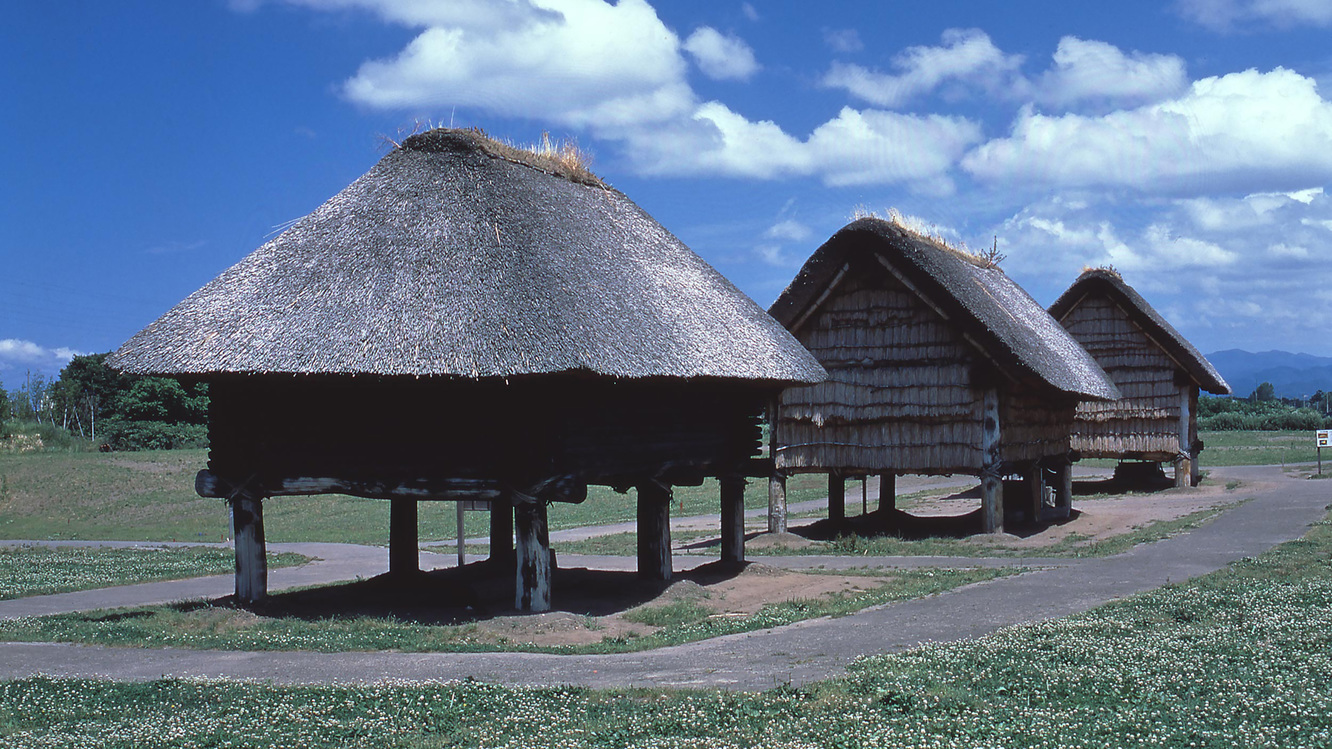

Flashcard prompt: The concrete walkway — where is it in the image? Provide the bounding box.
[0,464,1325,690]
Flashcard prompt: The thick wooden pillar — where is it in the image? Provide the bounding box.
[719,476,746,564]
[389,498,419,577]
[768,470,787,533]
[1176,385,1192,488]
[490,493,514,567]
[827,472,845,524]
[514,496,551,612]
[1053,461,1073,520]
[230,494,267,603]
[1026,464,1044,523]
[879,473,896,513]
[1189,385,1201,487]
[637,481,672,581]
[981,387,1004,534]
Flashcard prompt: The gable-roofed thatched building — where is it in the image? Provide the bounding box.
[1049,268,1231,486]
[768,218,1118,534]
[110,128,824,611]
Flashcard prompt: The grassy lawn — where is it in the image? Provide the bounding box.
[3,512,1330,747]
[1199,429,1325,466]
[0,566,1011,655]
[0,450,827,544]
[0,545,310,600]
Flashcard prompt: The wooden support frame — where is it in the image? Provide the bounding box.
[1025,464,1044,523]
[879,473,896,513]
[389,498,419,577]
[637,481,673,581]
[768,470,787,533]
[1189,385,1201,487]
[719,475,746,564]
[490,493,514,567]
[1176,385,1192,488]
[827,472,845,524]
[980,387,1004,534]
[514,495,551,612]
[230,494,267,603]
[1053,461,1073,520]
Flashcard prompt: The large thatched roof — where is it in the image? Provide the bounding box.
[109,129,824,384]
[770,217,1118,400]
[1049,268,1230,394]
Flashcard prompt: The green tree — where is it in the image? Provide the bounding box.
[1250,382,1276,402]
[0,383,10,436]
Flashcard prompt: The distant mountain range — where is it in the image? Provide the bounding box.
[1205,349,1332,400]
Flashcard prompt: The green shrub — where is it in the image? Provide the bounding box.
[100,419,208,451]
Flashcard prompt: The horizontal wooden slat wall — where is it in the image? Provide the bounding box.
[776,271,986,474]
[1002,389,1076,464]
[1061,296,1183,458]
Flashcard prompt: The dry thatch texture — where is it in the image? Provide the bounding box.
[769,218,1114,475]
[108,128,824,384]
[1049,268,1230,395]
[771,218,1118,401]
[1050,270,1227,459]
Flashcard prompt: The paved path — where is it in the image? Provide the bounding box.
[0,464,1325,691]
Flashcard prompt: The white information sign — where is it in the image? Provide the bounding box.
[1318,429,1331,448]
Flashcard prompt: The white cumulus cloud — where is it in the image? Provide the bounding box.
[1176,0,1332,31]
[341,0,693,130]
[1034,37,1187,108]
[623,103,982,189]
[683,27,759,81]
[822,28,1026,108]
[964,67,1332,195]
[0,339,82,373]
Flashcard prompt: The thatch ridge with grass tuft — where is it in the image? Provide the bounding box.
[771,217,1118,400]
[1050,267,1230,395]
[108,127,824,384]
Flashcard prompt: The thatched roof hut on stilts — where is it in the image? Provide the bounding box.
[109,128,824,612]
[767,217,1118,535]
[1049,268,1231,487]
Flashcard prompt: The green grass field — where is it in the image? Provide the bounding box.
[0,545,309,600]
[0,449,827,544]
[2,510,1329,747]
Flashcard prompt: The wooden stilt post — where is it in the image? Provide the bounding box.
[637,480,672,580]
[1189,385,1201,487]
[230,494,267,603]
[719,475,746,564]
[490,493,514,568]
[861,477,868,515]
[513,494,551,612]
[456,500,466,567]
[1176,385,1192,487]
[827,471,845,524]
[389,498,419,577]
[1054,461,1073,520]
[1026,463,1044,523]
[879,473,896,513]
[981,387,1004,534]
[768,470,787,533]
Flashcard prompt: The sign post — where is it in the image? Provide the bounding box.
[1317,430,1331,475]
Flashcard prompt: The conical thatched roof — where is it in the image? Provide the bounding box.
[109,129,824,384]
[770,217,1118,400]
[1049,268,1230,394]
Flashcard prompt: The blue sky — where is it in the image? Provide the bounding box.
[5,0,1332,383]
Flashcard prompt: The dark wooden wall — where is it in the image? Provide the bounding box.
[207,374,767,497]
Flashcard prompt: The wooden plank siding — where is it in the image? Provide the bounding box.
[775,266,1076,475]
[1060,296,1184,459]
